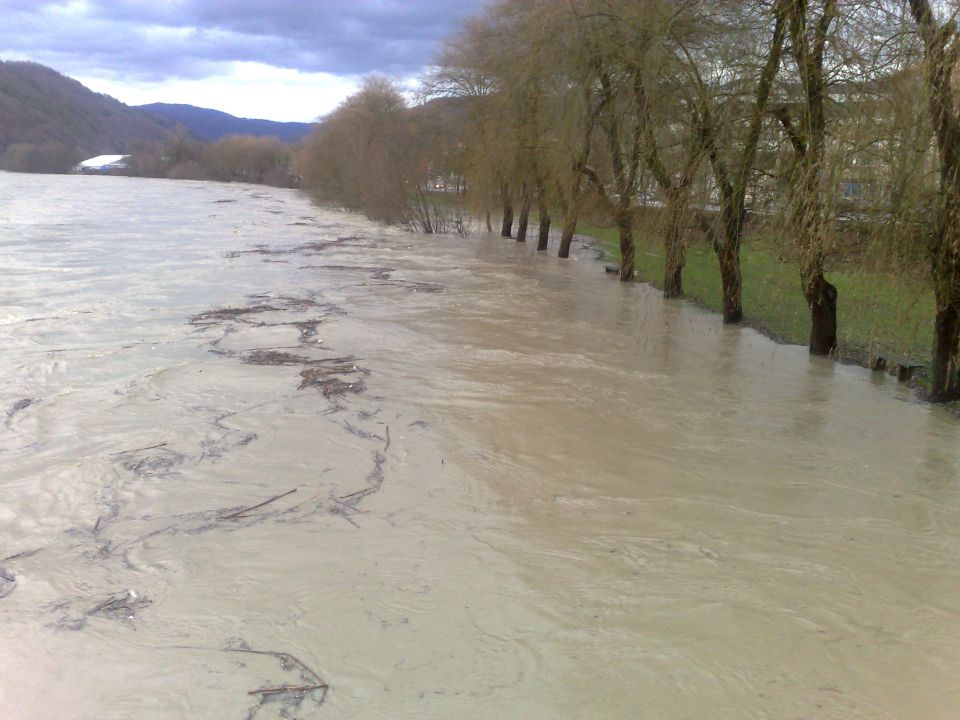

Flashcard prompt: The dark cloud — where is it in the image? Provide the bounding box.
[1,0,489,81]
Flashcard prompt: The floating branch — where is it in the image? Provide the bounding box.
[107,442,167,456]
[226,644,329,716]
[219,489,298,520]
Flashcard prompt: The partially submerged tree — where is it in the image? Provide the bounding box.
[907,0,960,399]
[299,77,457,233]
[692,0,790,322]
[572,6,659,282]
[774,0,839,355]
[204,135,295,186]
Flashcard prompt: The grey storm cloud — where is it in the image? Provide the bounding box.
[2,0,489,81]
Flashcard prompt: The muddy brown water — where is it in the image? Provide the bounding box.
[1,173,958,719]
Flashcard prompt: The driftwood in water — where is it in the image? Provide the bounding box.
[225,641,329,718]
[219,489,298,520]
[0,568,16,599]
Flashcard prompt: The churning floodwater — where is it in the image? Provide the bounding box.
[1,173,958,719]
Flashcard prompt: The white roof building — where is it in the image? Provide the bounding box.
[76,154,131,172]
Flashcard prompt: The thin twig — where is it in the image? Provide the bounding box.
[332,508,361,529]
[220,489,298,520]
[328,496,368,515]
[338,487,372,503]
[2,549,40,562]
[108,442,167,456]
[249,682,328,696]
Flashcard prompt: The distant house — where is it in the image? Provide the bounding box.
[75,154,132,173]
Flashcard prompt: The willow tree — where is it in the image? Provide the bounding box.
[907,0,960,399]
[687,0,790,323]
[577,0,704,296]
[553,84,603,259]
[531,3,608,260]
[298,77,445,232]
[426,0,603,255]
[771,0,840,355]
[421,11,511,236]
[639,44,706,295]
[482,7,550,245]
[571,7,666,282]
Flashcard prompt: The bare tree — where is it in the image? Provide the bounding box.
[298,77,455,232]
[771,0,839,355]
[907,0,960,399]
[693,0,790,323]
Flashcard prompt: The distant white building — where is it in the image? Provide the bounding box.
[75,154,131,173]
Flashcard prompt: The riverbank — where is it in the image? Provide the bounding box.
[344,191,941,396]
[581,223,936,387]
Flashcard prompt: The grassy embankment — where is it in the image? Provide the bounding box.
[581,222,935,371]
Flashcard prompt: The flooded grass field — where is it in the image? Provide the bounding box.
[1,173,958,719]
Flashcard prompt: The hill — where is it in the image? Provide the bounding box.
[138,103,316,143]
[0,60,176,172]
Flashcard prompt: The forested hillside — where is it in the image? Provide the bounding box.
[0,61,175,172]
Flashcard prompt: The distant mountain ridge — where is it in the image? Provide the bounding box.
[138,103,316,143]
[0,60,176,172]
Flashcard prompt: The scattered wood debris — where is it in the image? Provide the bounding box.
[190,305,280,326]
[224,640,329,718]
[52,589,152,630]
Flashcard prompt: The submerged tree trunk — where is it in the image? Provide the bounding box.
[485,211,492,233]
[717,243,743,324]
[662,192,687,298]
[536,186,550,251]
[788,176,838,355]
[932,298,960,400]
[704,167,747,324]
[701,134,754,323]
[616,212,635,282]
[700,207,745,324]
[500,183,514,237]
[558,212,578,259]
[929,200,960,398]
[804,268,838,355]
[780,0,839,355]
[516,186,532,242]
[909,0,960,400]
[696,3,788,323]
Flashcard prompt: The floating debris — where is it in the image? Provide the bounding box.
[6,397,36,422]
[0,568,16,599]
[406,281,444,293]
[88,590,152,620]
[241,350,316,367]
[52,589,153,630]
[116,446,187,477]
[292,319,321,342]
[189,305,281,326]
[218,489,298,521]
[223,640,329,718]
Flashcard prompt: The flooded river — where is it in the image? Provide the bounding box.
[1,173,958,719]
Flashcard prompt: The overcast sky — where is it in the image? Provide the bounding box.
[1,0,487,122]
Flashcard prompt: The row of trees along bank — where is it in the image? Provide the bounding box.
[295,0,960,403]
